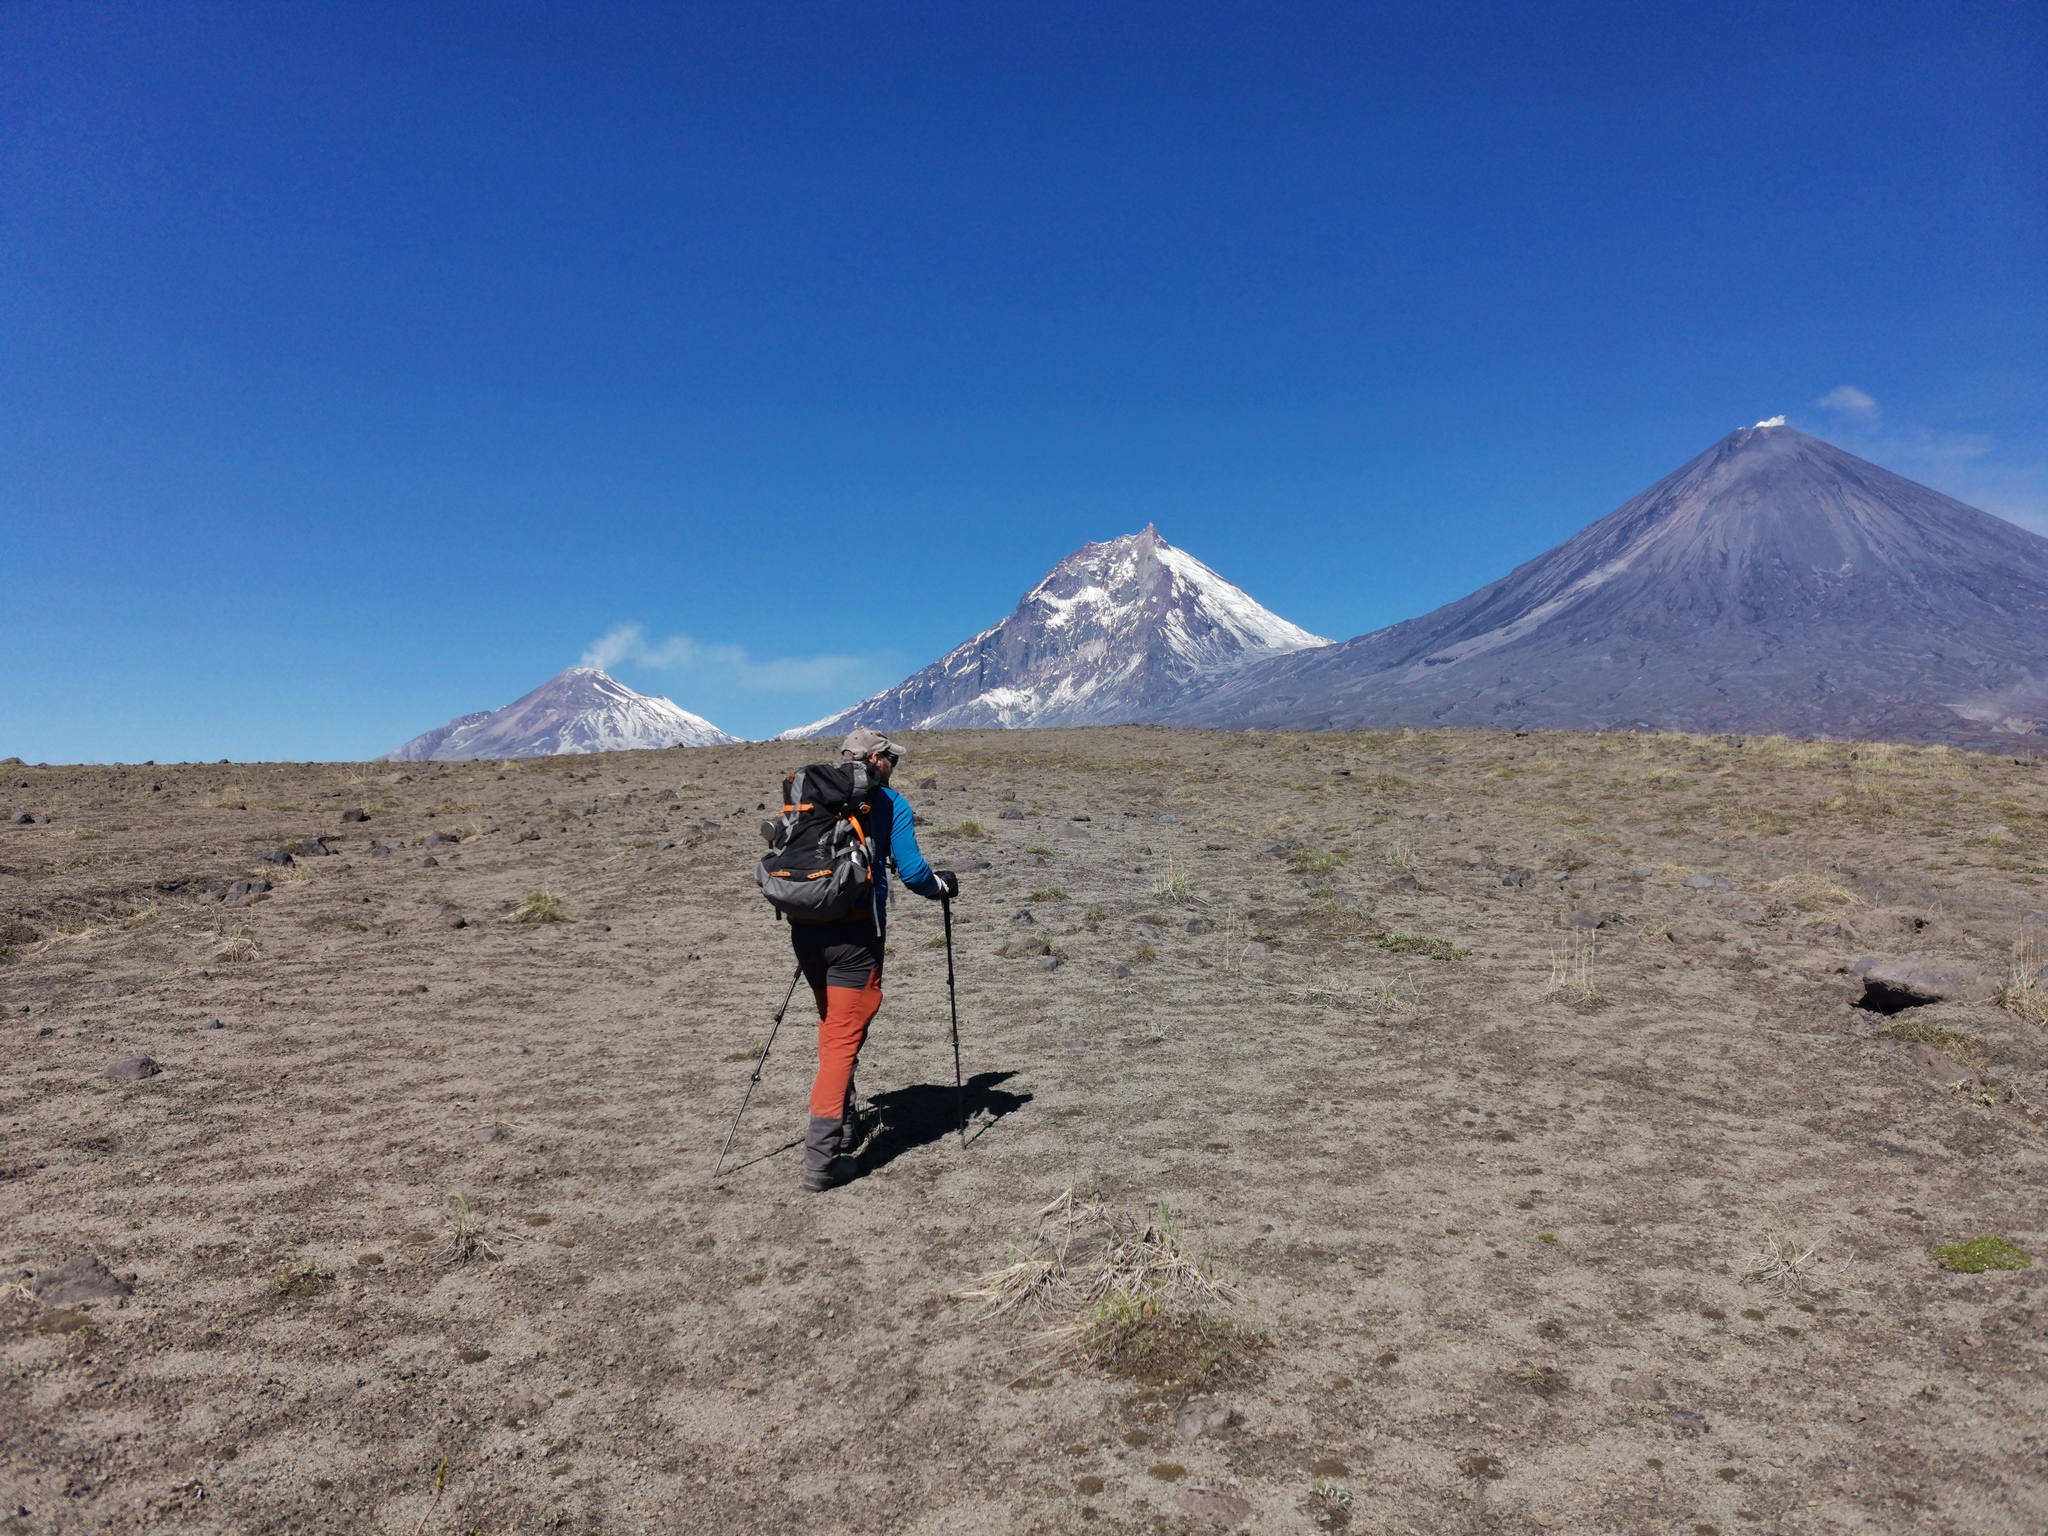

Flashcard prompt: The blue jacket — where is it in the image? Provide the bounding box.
[866,785,944,916]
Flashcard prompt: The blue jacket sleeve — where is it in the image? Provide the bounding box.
[885,787,945,898]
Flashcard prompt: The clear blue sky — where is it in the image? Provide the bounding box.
[4,1,2043,759]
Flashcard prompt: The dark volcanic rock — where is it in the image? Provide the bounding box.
[259,850,294,866]
[1172,424,2048,748]
[224,878,270,905]
[341,807,369,822]
[106,1055,162,1080]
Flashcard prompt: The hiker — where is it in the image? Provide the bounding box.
[789,728,957,1192]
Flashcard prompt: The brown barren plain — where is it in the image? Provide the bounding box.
[3,727,2046,1535]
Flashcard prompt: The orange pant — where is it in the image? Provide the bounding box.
[808,971,883,1118]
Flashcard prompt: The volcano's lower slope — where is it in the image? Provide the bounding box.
[4,728,2046,1534]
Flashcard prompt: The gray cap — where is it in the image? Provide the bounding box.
[841,727,904,760]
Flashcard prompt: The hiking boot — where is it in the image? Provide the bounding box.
[802,1155,859,1193]
[803,1113,858,1192]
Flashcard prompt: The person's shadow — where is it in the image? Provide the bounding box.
[858,1070,1030,1172]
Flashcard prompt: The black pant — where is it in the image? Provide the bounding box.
[790,911,886,992]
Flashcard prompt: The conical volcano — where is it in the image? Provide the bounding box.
[1173,423,2048,745]
[786,526,1328,736]
[383,668,740,760]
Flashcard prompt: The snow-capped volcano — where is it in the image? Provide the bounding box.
[1171,423,2048,746]
[384,668,740,760]
[786,526,1328,737]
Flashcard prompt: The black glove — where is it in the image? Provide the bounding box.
[935,870,959,898]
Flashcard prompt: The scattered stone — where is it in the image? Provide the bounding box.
[499,1390,549,1427]
[422,831,458,847]
[369,842,392,857]
[1185,917,1213,934]
[10,810,34,824]
[658,840,676,851]
[1566,910,1625,930]
[1687,874,1734,891]
[107,1055,162,1081]
[999,808,1026,820]
[259,850,295,866]
[1012,909,1036,925]
[516,829,540,842]
[1175,1486,1253,1525]
[1175,1397,1238,1438]
[33,1252,133,1305]
[1666,1409,1708,1434]
[1611,1374,1668,1401]
[477,1124,508,1142]
[1071,813,1091,822]
[294,837,331,857]
[201,1018,224,1030]
[1113,965,1135,979]
[224,878,271,905]
[1039,955,1062,971]
[1381,874,1419,894]
[917,775,938,790]
[421,856,439,868]
[1500,868,1531,887]
[341,808,369,822]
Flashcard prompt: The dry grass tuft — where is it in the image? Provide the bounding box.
[1766,871,1861,912]
[441,1194,501,1264]
[1873,1016,1982,1066]
[214,923,258,964]
[1742,1227,1820,1292]
[1994,930,2048,1025]
[1544,929,1606,1006]
[508,890,566,925]
[961,1179,1260,1389]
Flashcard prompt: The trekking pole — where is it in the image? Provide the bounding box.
[713,964,804,1176]
[942,893,965,1148]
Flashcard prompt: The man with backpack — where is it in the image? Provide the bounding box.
[759,728,957,1192]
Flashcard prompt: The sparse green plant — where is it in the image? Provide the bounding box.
[1132,942,1157,962]
[1030,886,1069,902]
[1873,1016,1981,1067]
[1024,845,1052,856]
[509,890,566,925]
[72,827,104,841]
[1742,1227,1819,1292]
[1153,857,1194,905]
[1373,931,1469,961]
[270,1258,332,1296]
[953,821,991,838]
[442,1194,500,1264]
[997,934,1064,960]
[1311,1475,1356,1516]
[1288,848,1352,874]
[1380,841,1417,869]
[1931,1235,2033,1273]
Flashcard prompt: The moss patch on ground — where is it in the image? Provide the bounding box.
[1931,1235,2034,1273]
